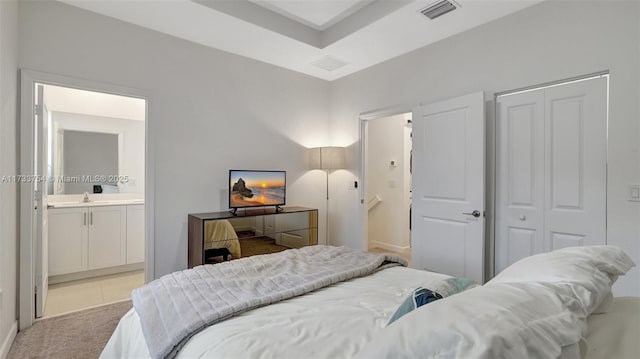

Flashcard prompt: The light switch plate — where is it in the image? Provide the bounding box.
[629,184,640,202]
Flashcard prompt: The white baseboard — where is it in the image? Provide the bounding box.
[0,320,17,359]
[369,241,410,255]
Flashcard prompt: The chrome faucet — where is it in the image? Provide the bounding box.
[83,192,90,202]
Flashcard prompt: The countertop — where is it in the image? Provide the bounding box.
[48,199,144,208]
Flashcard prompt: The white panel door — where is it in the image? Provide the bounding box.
[48,207,88,276]
[544,77,607,250]
[411,92,485,283]
[35,85,49,317]
[495,89,545,273]
[88,206,127,270]
[126,204,145,264]
[495,77,607,272]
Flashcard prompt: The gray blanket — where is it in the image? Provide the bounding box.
[131,245,407,359]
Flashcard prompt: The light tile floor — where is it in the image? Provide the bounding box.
[44,270,144,318]
[368,247,411,266]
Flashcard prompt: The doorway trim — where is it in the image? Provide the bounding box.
[358,103,414,252]
[19,69,154,329]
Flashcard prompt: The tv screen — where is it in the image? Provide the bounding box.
[229,170,286,209]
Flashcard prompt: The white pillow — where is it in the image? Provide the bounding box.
[355,282,587,359]
[487,246,635,315]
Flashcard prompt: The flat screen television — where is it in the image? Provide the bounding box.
[229,170,286,212]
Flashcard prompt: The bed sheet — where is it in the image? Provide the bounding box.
[585,296,640,359]
[101,266,450,359]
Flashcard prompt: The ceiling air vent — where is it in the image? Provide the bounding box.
[311,56,348,72]
[419,0,457,20]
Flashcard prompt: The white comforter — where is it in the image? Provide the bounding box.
[101,266,450,359]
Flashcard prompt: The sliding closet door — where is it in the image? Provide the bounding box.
[496,77,607,273]
[495,89,545,273]
[544,77,607,250]
[411,92,485,283]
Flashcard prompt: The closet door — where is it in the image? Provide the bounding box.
[495,77,607,273]
[495,90,545,273]
[544,77,607,250]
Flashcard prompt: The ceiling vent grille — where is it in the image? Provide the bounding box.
[311,56,348,72]
[419,0,457,20]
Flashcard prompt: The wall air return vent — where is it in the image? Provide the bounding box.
[419,0,457,20]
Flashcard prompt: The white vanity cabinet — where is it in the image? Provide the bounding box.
[48,207,88,276]
[48,203,144,279]
[87,206,127,270]
[126,204,145,264]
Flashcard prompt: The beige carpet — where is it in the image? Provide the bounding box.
[240,237,289,257]
[8,300,132,359]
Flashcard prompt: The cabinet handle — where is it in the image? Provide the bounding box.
[84,212,87,226]
[90,212,93,225]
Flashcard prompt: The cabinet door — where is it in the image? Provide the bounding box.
[88,206,126,270]
[48,207,88,276]
[126,204,145,264]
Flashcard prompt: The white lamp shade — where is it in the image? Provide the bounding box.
[309,147,346,170]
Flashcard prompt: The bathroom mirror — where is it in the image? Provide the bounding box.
[47,111,145,195]
[49,129,120,195]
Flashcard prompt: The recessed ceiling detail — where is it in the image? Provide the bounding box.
[250,0,374,30]
[59,0,544,81]
[43,84,146,122]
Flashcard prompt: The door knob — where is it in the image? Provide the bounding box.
[462,210,481,218]
[519,215,526,221]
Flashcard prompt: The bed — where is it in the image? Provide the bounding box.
[101,245,637,359]
[584,297,640,358]
[203,219,241,260]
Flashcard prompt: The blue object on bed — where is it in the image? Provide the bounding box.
[387,287,442,325]
[386,277,478,326]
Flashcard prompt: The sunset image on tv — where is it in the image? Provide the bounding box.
[229,170,286,208]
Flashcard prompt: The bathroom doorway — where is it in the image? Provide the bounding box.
[19,71,152,328]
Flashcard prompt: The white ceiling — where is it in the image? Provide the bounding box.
[59,0,543,81]
[43,84,146,122]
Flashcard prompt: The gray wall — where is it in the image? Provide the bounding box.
[18,1,331,278]
[14,1,640,298]
[63,130,118,194]
[0,0,18,353]
[329,0,640,295]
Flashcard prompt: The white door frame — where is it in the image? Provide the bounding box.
[19,69,155,329]
[358,103,416,252]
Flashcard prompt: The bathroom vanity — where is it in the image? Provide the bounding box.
[47,198,144,283]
